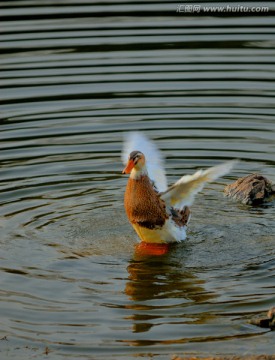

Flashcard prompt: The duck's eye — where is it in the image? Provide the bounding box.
[134,155,141,162]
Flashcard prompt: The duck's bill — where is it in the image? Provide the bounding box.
[122,159,135,174]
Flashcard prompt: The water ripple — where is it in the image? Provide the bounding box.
[0,1,275,359]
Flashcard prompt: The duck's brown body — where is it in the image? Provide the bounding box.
[124,174,190,243]
[124,175,168,230]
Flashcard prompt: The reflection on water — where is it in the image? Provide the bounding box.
[1,0,275,358]
[125,249,217,337]
[127,250,215,304]
[123,247,269,350]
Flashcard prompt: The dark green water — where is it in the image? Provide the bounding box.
[1,1,275,359]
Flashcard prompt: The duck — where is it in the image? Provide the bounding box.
[122,132,237,244]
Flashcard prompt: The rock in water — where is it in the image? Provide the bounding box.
[224,173,275,205]
[250,306,275,329]
[267,306,275,329]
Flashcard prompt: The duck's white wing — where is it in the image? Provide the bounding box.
[122,132,167,192]
[160,160,237,209]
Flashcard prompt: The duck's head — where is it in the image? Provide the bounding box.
[122,150,145,174]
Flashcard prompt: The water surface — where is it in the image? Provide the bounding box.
[1,1,275,359]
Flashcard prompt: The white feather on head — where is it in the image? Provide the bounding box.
[122,132,167,192]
